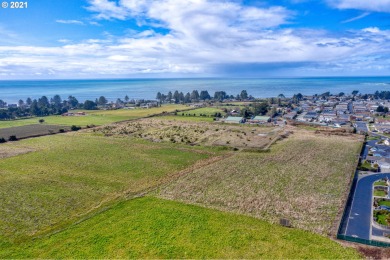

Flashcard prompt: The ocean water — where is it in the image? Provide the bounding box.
[0,77,390,103]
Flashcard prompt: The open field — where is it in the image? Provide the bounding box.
[157,115,215,122]
[0,133,217,243]
[0,104,187,129]
[92,118,281,149]
[0,124,70,140]
[158,128,363,235]
[0,197,361,259]
[155,107,227,122]
[177,107,226,117]
[0,117,365,258]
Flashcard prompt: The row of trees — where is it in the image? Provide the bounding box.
[156,90,251,103]
[0,95,113,120]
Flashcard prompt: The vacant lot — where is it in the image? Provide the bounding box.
[0,133,216,242]
[158,115,215,122]
[156,107,227,122]
[159,129,363,235]
[0,124,69,140]
[177,107,226,117]
[0,104,187,129]
[92,118,281,149]
[0,197,360,259]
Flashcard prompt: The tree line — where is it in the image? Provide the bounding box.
[155,90,251,103]
[0,95,120,120]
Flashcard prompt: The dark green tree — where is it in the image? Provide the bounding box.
[199,90,211,100]
[98,96,108,106]
[167,91,173,103]
[240,90,248,100]
[68,96,79,108]
[26,97,32,106]
[84,100,97,110]
[190,90,199,101]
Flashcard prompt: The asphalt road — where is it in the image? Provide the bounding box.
[345,173,390,239]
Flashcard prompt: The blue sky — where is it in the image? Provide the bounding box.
[0,0,389,79]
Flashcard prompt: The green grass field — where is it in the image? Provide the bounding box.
[159,130,363,235]
[179,107,226,116]
[0,133,214,243]
[158,115,215,122]
[0,120,365,258]
[0,197,360,259]
[0,104,187,129]
[158,107,226,122]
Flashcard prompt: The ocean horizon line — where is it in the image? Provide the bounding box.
[1,75,390,82]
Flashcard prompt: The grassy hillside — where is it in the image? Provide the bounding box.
[159,129,363,235]
[0,133,215,242]
[0,197,361,259]
[0,104,186,128]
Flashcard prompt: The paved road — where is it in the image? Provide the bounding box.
[345,173,390,239]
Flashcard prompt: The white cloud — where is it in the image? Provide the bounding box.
[56,19,85,25]
[58,39,72,43]
[0,1,390,78]
[341,12,370,23]
[86,0,130,20]
[89,21,102,26]
[362,27,381,33]
[327,0,390,12]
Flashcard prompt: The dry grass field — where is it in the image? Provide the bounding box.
[158,128,364,235]
[0,144,35,159]
[91,118,282,149]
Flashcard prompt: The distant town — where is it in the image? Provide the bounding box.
[1,90,390,136]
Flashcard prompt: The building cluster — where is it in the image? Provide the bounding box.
[281,95,390,133]
[365,139,390,172]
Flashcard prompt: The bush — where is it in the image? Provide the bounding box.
[0,137,6,143]
[8,135,17,141]
[71,125,81,131]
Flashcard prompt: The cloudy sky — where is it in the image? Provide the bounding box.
[0,0,389,79]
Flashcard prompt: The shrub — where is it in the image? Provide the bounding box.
[71,125,81,131]
[8,135,17,141]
